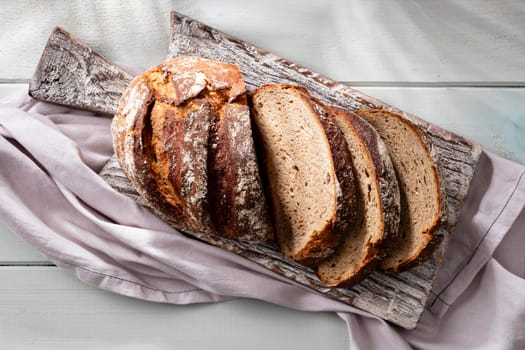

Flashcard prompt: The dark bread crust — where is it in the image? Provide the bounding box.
[153,99,213,233]
[112,78,199,231]
[315,106,401,287]
[355,109,445,274]
[307,99,359,237]
[333,108,401,243]
[210,100,274,241]
[334,239,383,288]
[112,56,273,242]
[394,231,444,272]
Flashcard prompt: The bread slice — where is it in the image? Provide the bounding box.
[251,84,357,266]
[316,107,401,287]
[355,109,444,273]
[304,97,359,240]
[112,56,273,242]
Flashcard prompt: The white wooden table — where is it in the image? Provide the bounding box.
[1,1,524,348]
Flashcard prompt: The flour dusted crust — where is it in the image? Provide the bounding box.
[111,56,273,242]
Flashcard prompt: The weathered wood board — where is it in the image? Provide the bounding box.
[29,27,134,115]
[28,12,482,329]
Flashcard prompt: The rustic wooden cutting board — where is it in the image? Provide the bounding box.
[28,12,482,329]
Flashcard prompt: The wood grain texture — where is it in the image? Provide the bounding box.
[26,14,483,328]
[28,27,133,114]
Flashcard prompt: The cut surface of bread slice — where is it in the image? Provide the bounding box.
[112,56,272,242]
[251,84,356,266]
[317,107,401,287]
[307,99,359,237]
[355,109,444,273]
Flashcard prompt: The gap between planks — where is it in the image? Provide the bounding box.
[0,261,55,267]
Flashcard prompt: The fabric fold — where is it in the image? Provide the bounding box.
[427,151,525,316]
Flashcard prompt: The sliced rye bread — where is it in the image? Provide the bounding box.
[250,84,358,266]
[302,95,359,239]
[355,109,445,273]
[112,56,273,242]
[316,107,401,287]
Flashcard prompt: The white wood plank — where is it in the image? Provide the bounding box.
[3,84,524,162]
[0,223,48,263]
[359,86,525,164]
[1,84,524,263]
[0,266,347,350]
[0,0,524,83]
[0,83,26,99]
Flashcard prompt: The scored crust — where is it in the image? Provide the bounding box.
[112,56,273,242]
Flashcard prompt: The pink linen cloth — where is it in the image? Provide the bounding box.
[1,88,524,349]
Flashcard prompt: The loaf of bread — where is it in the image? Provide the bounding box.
[111,56,273,242]
[355,109,445,273]
[112,56,445,286]
[250,84,358,266]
